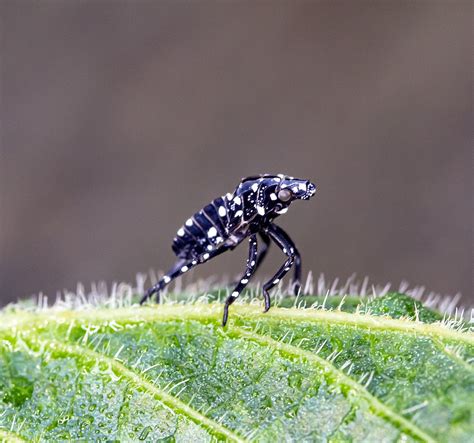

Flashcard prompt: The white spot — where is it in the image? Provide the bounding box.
[274,177,281,183]
[218,206,226,217]
[177,228,185,236]
[283,248,287,254]
[273,279,280,284]
[251,183,259,192]
[203,253,210,260]
[232,291,239,297]
[292,186,299,192]
[241,278,248,284]
[235,210,243,217]
[207,245,214,251]
[270,193,277,201]
[250,260,255,266]
[215,236,223,244]
[185,218,193,226]
[233,196,241,205]
[277,207,288,214]
[299,183,307,191]
[192,260,197,265]
[226,193,233,200]
[163,276,171,283]
[277,174,285,179]
[181,266,188,273]
[207,227,217,238]
[257,206,265,216]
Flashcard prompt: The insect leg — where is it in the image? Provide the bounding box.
[253,231,271,274]
[140,246,230,305]
[222,234,258,326]
[267,223,302,295]
[262,224,297,312]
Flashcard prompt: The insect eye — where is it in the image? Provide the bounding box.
[277,189,292,202]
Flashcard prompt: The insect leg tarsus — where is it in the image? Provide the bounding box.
[262,255,295,312]
[262,224,298,311]
[267,223,302,295]
[222,234,258,326]
[141,247,230,305]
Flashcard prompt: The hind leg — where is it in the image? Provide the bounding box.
[140,246,230,304]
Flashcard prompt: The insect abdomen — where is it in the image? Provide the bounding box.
[171,196,230,259]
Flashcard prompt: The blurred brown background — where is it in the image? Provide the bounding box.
[1,1,472,306]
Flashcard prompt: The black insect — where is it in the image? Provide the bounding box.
[141,174,317,325]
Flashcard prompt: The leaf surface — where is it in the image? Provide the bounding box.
[0,293,472,442]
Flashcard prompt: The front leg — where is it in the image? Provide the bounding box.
[140,245,230,305]
[268,223,302,295]
[261,224,299,312]
[222,234,258,326]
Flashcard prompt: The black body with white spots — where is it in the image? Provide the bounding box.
[141,174,317,325]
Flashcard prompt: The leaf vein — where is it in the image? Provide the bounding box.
[230,326,435,443]
[29,337,246,443]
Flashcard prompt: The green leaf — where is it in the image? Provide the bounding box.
[0,292,472,442]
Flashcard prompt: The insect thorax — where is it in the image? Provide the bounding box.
[172,174,302,259]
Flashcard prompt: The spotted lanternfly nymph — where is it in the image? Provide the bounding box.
[141,174,317,325]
